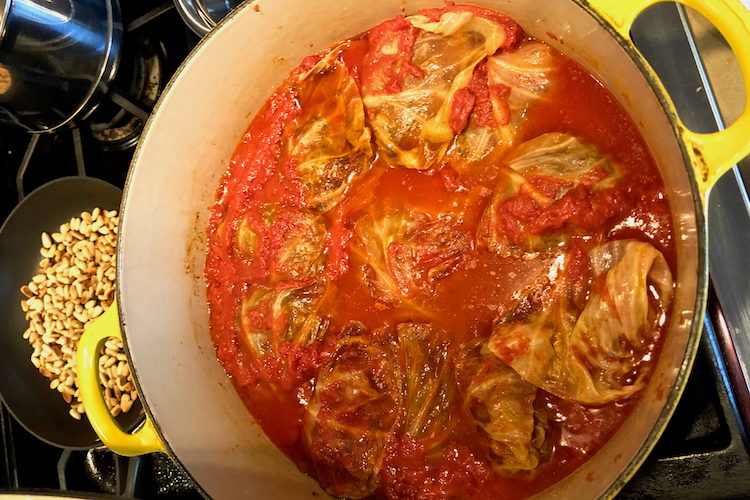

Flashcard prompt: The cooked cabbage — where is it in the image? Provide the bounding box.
[233,205,327,281]
[266,207,327,281]
[362,10,510,169]
[239,280,331,363]
[232,208,269,279]
[488,240,674,404]
[286,45,374,212]
[477,133,624,255]
[352,207,473,303]
[486,42,556,126]
[443,42,556,173]
[506,132,619,185]
[398,323,455,449]
[458,343,546,473]
[304,322,401,499]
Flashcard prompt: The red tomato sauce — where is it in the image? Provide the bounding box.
[205,13,674,500]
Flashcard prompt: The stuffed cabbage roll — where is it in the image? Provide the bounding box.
[233,208,270,280]
[304,323,401,499]
[489,240,674,404]
[239,280,332,388]
[284,45,374,212]
[477,133,626,255]
[507,132,619,183]
[398,323,455,449]
[486,42,556,126]
[234,204,327,281]
[361,7,516,170]
[267,207,327,281]
[352,208,473,303]
[444,42,557,173]
[458,343,545,473]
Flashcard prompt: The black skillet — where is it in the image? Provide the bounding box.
[0,176,142,449]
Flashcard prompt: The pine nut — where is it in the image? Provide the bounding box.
[20,208,138,420]
[121,395,133,413]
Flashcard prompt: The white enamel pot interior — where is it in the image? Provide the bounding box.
[117,0,703,498]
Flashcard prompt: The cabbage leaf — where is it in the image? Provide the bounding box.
[234,205,327,281]
[266,207,327,281]
[398,323,455,449]
[458,343,545,473]
[488,240,674,404]
[486,42,556,126]
[443,42,556,173]
[239,280,332,363]
[352,208,473,303]
[506,132,619,185]
[477,133,624,255]
[362,10,509,170]
[285,45,374,212]
[304,323,401,499]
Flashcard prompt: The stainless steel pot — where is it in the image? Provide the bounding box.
[0,0,123,132]
[77,0,750,498]
[173,0,238,36]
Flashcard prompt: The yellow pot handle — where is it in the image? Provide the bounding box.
[76,298,166,456]
[586,0,750,203]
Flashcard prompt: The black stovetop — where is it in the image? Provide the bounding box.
[0,2,749,499]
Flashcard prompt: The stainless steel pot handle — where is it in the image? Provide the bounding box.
[173,0,240,36]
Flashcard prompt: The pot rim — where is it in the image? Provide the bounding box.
[115,0,708,498]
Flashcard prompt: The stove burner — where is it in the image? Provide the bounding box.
[88,36,166,151]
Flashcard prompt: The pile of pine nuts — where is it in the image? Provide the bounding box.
[19,208,138,420]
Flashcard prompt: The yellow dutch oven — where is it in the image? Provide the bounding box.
[76,0,750,498]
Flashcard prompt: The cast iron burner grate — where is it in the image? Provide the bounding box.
[0,2,749,500]
[0,410,203,499]
[88,36,164,151]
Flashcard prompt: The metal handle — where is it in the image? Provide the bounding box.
[76,298,166,456]
[173,0,240,36]
[586,0,750,204]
